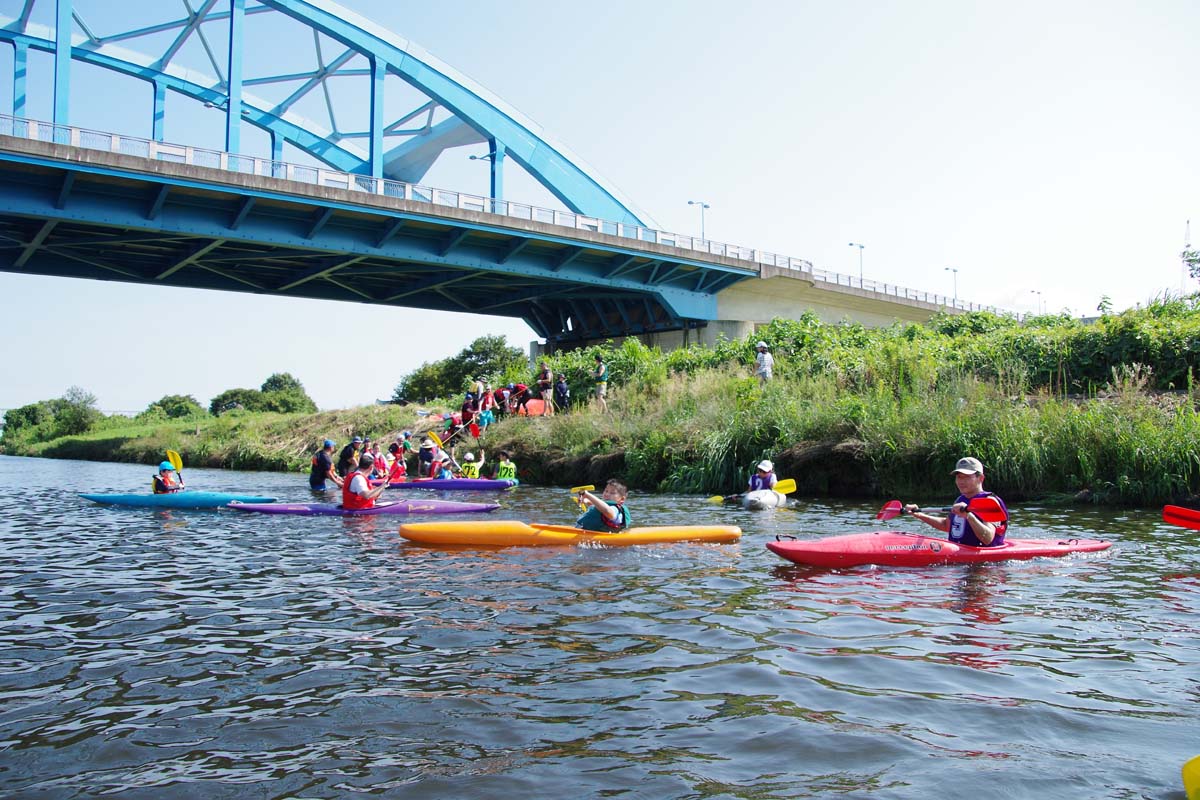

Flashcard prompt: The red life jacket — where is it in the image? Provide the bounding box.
[387,457,406,482]
[341,471,375,510]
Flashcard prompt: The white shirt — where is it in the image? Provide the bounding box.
[756,350,774,376]
[347,473,370,497]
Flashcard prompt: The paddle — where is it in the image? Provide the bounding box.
[707,478,797,504]
[1183,753,1199,800]
[1163,505,1200,530]
[571,484,594,510]
[876,496,1007,523]
[165,449,184,489]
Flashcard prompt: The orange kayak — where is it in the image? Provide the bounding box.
[399,520,741,547]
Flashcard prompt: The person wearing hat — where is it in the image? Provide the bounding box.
[309,439,343,491]
[459,450,485,479]
[152,460,185,494]
[417,437,444,477]
[754,341,774,386]
[341,453,388,510]
[748,459,778,492]
[336,436,363,478]
[904,457,1009,547]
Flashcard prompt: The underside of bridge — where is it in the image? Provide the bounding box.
[0,139,753,345]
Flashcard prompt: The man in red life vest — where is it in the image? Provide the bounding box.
[342,453,388,510]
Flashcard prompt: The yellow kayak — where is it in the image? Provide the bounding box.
[398,520,742,547]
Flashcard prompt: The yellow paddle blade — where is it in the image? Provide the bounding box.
[166,449,183,471]
[1184,754,1200,800]
[570,485,595,494]
[707,495,727,504]
[428,431,444,447]
[775,478,796,494]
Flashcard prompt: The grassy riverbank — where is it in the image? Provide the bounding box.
[6,301,1200,506]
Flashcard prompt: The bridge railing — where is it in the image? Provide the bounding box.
[0,113,999,314]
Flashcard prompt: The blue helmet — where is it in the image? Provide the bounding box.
[159,461,174,471]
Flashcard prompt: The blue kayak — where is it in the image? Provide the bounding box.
[80,491,277,509]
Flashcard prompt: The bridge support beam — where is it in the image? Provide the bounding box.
[53,0,72,125]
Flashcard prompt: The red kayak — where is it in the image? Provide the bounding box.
[766,531,1112,568]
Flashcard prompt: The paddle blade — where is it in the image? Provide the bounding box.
[876,500,904,521]
[570,485,595,494]
[469,422,481,438]
[966,495,1007,523]
[1184,753,1200,800]
[428,431,444,447]
[166,449,183,471]
[774,478,796,495]
[707,495,726,504]
[1164,505,1200,530]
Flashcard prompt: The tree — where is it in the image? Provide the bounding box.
[261,372,305,394]
[1182,249,1200,281]
[209,388,266,415]
[392,335,526,402]
[144,394,204,419]
[260,372,317,413]
[55,385,101,436]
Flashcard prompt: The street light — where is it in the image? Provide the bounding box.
[945,267,959,306]
[848,243,865,283]
[1030,289,1044,315]
[688,200,710,240]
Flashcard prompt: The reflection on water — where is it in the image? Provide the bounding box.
[0,455,1197,799]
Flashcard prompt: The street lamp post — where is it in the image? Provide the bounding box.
[847,242,865,283]
[945,267,959,306]
[1030,289,1044,315]
[688,200,710,240]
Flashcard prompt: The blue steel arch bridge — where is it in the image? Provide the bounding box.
[0,0,985,346]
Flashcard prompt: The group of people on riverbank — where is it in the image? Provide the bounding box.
[308,433,518,492]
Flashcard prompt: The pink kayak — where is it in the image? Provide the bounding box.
[766,531,1112,568]
[388,478,517,491]
[229,498,499,516]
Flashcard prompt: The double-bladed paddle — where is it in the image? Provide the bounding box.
[707,478,797,504]
[876,496,1006,523]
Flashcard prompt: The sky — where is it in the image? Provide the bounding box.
[2,0,1197,413]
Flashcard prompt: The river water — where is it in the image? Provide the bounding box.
[0,455,1196,799]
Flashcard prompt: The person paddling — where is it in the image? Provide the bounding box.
[904,457,1009,546]
[493,450,517,481]
[152,461,185,494]
[459,450,485,478]
[342,453,388,510]
[575,479,630,532]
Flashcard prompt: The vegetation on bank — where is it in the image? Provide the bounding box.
[5,299,1200,506]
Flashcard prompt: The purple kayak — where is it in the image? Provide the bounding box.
[229,498,500,516]
[388,478,518,491]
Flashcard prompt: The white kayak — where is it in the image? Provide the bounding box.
[743,489,788,510]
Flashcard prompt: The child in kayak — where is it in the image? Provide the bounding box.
[576,479,630,532]
[748,459,778,491]
[904,457,1008,546]
[152,461,184,494]
[459,451,484,478]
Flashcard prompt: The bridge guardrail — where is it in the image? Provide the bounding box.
[0,113,999,314]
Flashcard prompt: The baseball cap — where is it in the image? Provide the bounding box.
[757,459,774,472]
[951,457,985,475]
[323,439,335,448]
[351,436,363,444]
[756,341,768,348]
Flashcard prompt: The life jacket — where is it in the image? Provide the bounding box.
[480,392,496,410]
[387,457,406,482]
[495,460,517,480]
[152,472,182,494]
[460,462,480,478]
[341,471,375,510]
[576,501,629,532]
[749,473,777,492]
[949,491,1008,547]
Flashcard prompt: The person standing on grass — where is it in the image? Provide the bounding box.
[754,341,774,386]
[592,354,609,413]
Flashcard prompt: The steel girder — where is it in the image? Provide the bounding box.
[0,0,654,226]
[0,147,746,343]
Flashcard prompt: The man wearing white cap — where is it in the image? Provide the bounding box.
[904,457,1009,547]
[748,459,778,492]
[754,341,774,386]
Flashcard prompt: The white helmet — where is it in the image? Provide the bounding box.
[757,459,774,472]
[464,452,475,461]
